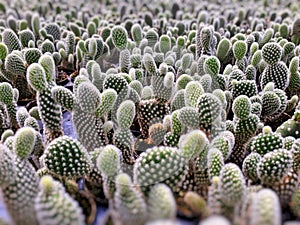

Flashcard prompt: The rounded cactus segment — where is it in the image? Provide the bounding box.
[216,38,231,62]
[242,152,261,183]
[262,42,282,65]
[117,100,135,129]
[0,144,15,187]
[0,82,14,104]
[250,126,284,155]
[147,183,176,221]
[257,148,293,186]
[0,42,8,60]
[51,86,75,111]
[143,53,157,75]
[261,91,281,117]
[131,24,143,44]
[159,35,171,54]
[261,62,289,91]
[5,51,26,75]
[38,54,56,82]
[133,146,187,193]
[233,40,247,60]
[204,56,220,76]
[178,107,200,129]
[44,136,92,178]
[207,148,224,180]
[291,138,300,170]
[197,93,222,128]
[35,175,85,225]
[103,74,128,94]
[2,28,21,52]
[250,189,281,225]
[219,163,246,207]
[184,81,204,107]
[96,89,117,116]
[96,145,122,178]
[111,25,128,51]
[76,82,101,113]
[14,127,36,159]
[210,133,234,160]
[179,129,209,160]
[26,63,47,92]
[232,95,251,120]
[114,173,147,225]
[24,48,42,65]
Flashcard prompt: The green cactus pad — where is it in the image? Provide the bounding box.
[44,136,92,178]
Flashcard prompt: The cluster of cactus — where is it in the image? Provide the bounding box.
[1,0,300,225]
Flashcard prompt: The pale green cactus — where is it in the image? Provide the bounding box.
[242,152,261,183]
[13,127,36,159]
[147,183,176,221]
[76,81,101,113]
[35,175,85,225]
[207,148,224,181]
[250,189,281,225]
[179,129,209,160]
[134,146,187,193]
[114,173,147,225]
[219,163,246,207]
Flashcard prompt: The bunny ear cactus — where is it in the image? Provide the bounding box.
[114,100,137,165]
[96,145,122,199]
[76,81,101,114]
[0,42,8,60]
[27,62,63,143]
[114,173,147,225]
[197,93,222,137]
[134,146,188,194]
[179,129,209,160]
[178,106,200,129]
[257,148,293,186]
[2,135,40,225]
[137,98,170,138]
[111,25,128,51]
[184,81,203,108]
[232,95,252,120]
[260,44,289,90]
[0,82,19,131]
[147,183,176,222]
[43,136,92,179]
[4,51,26,77]
[250,126,284,155]
[13,126,36,159]
[242,152,262,183]
[276,110,300,138]
[2,28,21,53]
[35,175,85,225]
[0,144,15,187]
[273,168,299,207]
[207,148,224,181]
[219,163,246,208]
[51,86,75,111]
[250,189,281,225]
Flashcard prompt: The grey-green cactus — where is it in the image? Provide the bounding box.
[250,189,281,225]
[35,175,85,225]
